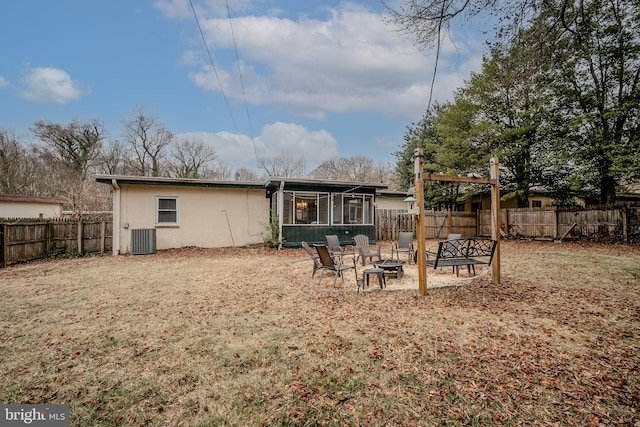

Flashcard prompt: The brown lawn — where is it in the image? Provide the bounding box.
[0,240,639,426]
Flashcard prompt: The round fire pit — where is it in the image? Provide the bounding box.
[371,259,405,280]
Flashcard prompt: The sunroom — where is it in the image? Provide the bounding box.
[265,177,388,248]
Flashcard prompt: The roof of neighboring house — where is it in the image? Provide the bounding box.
[461,186,561,201]
[0,194,69,204]
[376,190,410,199]
[265,176,388,194]
[621,183,640,193]
[618,183,640,201]
[95,174,265,190]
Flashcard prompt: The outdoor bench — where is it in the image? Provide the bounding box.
[426,237,498,276]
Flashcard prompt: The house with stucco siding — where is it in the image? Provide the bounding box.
[96,174,391,254]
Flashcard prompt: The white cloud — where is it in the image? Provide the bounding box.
[153,0,191,18]
[154,0,254,19]
[181,3,484,120]
[20,67,87,104]
[178,121,339,173]
[0,75,8,88]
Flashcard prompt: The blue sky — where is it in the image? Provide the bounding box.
[0,0,489,175]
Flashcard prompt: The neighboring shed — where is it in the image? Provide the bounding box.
[95,175,268,255]
[0,194,68,219]
[265,177,388,247]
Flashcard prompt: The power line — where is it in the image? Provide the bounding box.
[225,0,258,161]
[188,0,239,133]
[426,0,447,113]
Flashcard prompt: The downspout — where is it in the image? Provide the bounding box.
[278,181,285,249]
[111,179,121,256]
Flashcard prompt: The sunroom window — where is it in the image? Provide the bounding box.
[282,192,329,225]
[281,192,373,225]
[341,194,374,225]
[295,194,317,224]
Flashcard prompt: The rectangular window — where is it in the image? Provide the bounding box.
[364,195,374,224]
[344,195,363,224]
[282,192,329,225]
[318,194,329,225]
[283,192,293,224]
[295,194,317,224]
[332,194,343,225]
[156,197,178,225]
[532,200,542,208]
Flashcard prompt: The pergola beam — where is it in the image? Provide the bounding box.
[423,173,496,185]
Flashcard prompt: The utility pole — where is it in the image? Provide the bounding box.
[414,148,428,296]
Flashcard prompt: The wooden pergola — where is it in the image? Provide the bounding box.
[412,148,501,296]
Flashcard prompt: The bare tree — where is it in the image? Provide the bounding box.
[309,155,394,183]
[257,154,305,177]
[95,140,132,175]
[121,106,173,177]
[29,119,108,212]
[32,119,105,180]
[0,129,31,194]
[384,0,541,49]
[169,137,217,178]
[234,167,261,181]
[206,160,234,180]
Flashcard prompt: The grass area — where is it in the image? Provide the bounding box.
[1,241,639,426]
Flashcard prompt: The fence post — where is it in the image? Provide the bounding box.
[504,208,509,236]
[77,220,83,254]
[100,221,107,254]
[45,221,51,257]
[622,207,628,243]
[473,210,477,237]
[0,223,6,268]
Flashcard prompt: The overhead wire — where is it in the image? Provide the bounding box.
[188,0,239,133]
[426,0,447,113]
[225,0,259,161]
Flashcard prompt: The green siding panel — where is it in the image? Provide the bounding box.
[282,226,376,248]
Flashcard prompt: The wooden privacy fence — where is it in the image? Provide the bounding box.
[376,209,478,240]
[0,219,113,268]
[376,210,416,241]
[424,210,478,239]
[378,207,640,243]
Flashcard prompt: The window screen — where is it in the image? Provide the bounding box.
[157,197,178,224]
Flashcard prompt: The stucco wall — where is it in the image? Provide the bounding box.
[117,184,269,253]
[376,196,407,211]
[0,201,62,218]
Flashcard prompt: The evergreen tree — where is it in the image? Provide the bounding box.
[541,0,640,204]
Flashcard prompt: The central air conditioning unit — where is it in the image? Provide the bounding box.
[130,228,156,255]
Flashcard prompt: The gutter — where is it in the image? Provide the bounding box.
[111,179,121,256]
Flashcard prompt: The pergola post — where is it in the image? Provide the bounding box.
[415,156,502,294]
[414,148,428,296]
[490,157,501,284]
